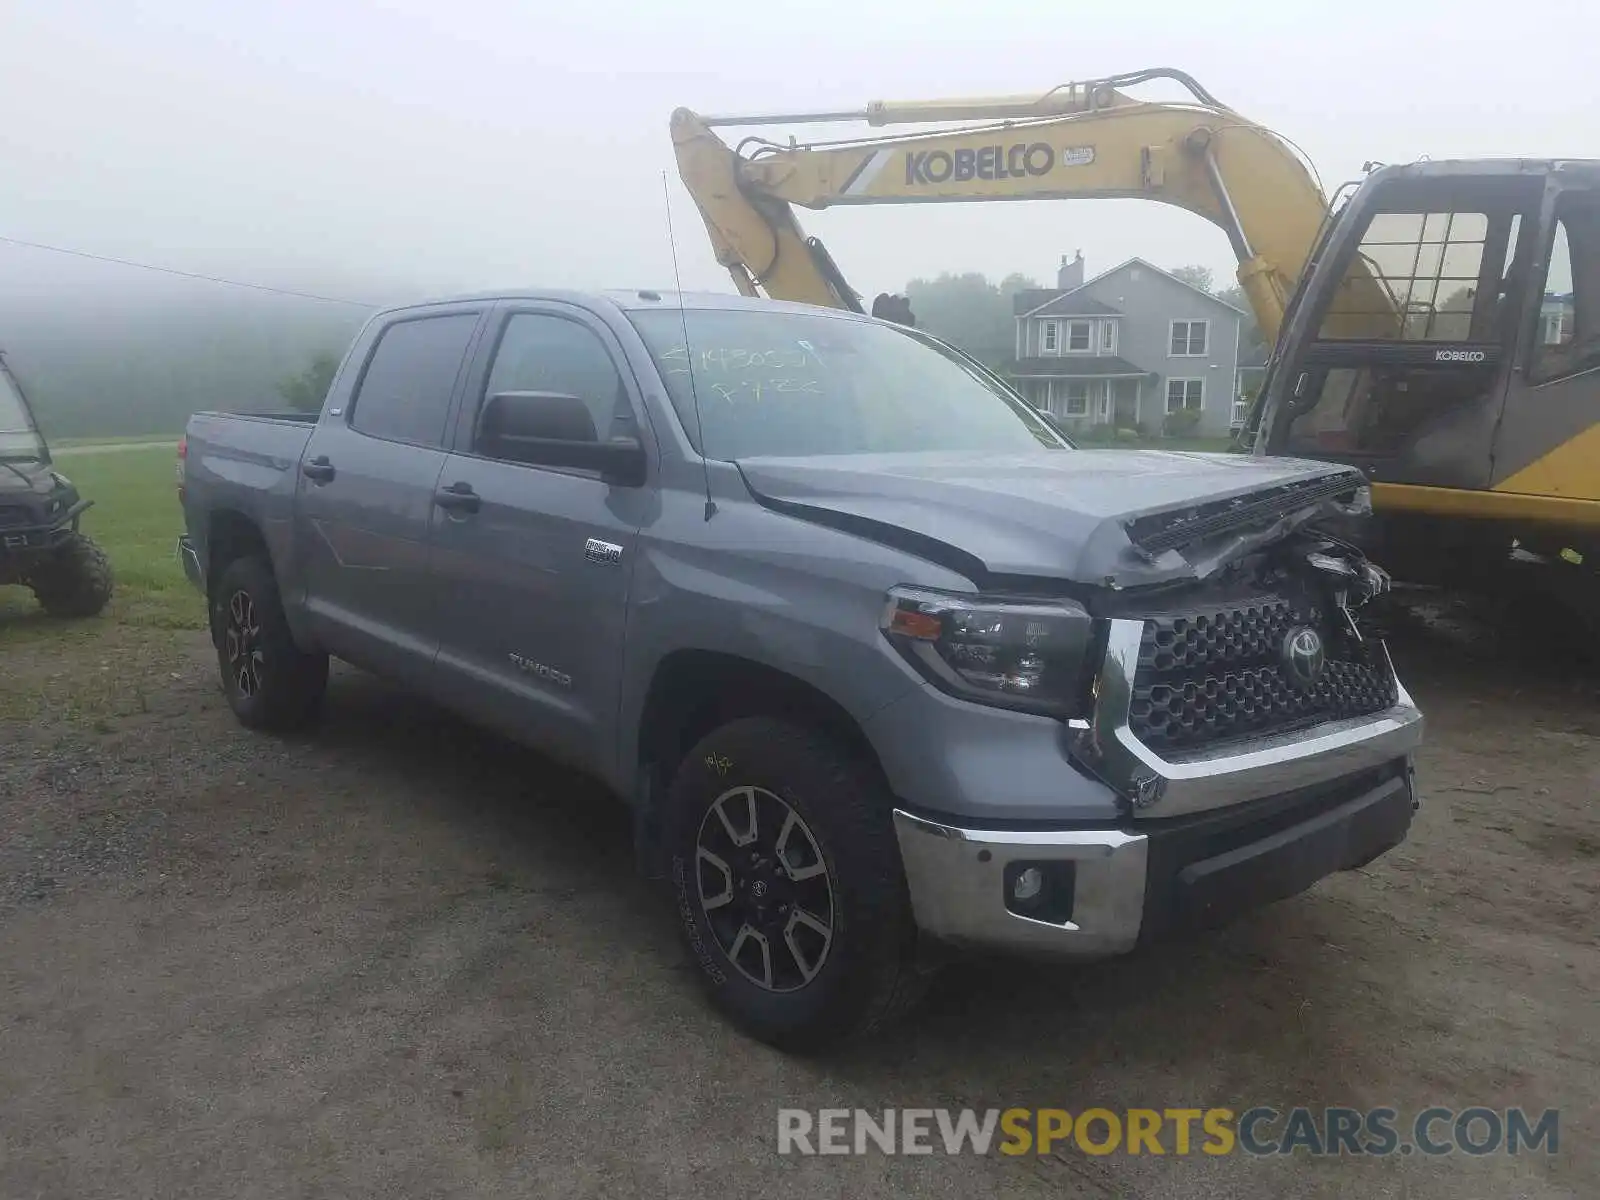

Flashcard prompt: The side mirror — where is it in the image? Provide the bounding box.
[478,391,647,486]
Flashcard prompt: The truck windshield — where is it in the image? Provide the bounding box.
[627,307,1065,459]
[0,367,46,462]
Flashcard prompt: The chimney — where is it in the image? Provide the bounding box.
[1057,250,1085,291]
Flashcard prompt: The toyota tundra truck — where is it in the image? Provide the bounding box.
[176,289,1422,1051]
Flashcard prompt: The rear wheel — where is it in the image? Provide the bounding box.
[666,717,927,1052]
[29,533,114,617]
[212,555,327,732]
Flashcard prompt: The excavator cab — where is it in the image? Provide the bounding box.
[1256,160,1600,574]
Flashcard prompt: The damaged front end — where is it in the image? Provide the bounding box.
[1114,468,1376,589]
[1071,501,1418,820]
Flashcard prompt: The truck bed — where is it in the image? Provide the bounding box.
[182,411,317,558]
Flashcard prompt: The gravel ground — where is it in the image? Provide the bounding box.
[0,609,1595,1199]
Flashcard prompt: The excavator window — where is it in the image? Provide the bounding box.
[1316,210,1491,343]
[1529,193,1594,384]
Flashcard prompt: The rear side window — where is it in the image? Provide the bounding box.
[1530,193,1596,383]
[351,314,479,446]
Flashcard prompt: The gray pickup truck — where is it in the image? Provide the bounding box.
[178,289,1422,1050]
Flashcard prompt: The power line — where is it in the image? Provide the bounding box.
[0,233,376,308]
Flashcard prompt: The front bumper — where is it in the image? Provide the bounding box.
[894,759,1416,958]
[0,499,92,555]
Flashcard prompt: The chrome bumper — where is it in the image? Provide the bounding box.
[1074,619,1424,820]
[176,536,203,592]
[893,766,1417,959]
[893,810,1149,957]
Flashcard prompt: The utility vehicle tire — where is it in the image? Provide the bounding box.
[212,555,327,732]
[666,717,928,1052]
[29,533,114,618]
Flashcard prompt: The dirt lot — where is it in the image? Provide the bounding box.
[1,603,1595,1199]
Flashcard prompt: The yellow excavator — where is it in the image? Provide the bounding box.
[671,68,1600,594]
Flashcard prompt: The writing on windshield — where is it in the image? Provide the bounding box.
[630,308,1061,460]
[657,344,827,407]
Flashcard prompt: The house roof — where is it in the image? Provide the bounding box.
[1007,355,1151,378]
[1020,294,1123,318]
[1015,257,1247,319]
[1012,288,1060,315]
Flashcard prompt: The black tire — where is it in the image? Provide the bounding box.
[29,533,114,618]
[666,717,928,1052]
[211,555,328,732]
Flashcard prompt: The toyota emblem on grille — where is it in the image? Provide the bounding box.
[1281,626,1326,689]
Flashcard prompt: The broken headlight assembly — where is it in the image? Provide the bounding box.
[879,586,1098,718]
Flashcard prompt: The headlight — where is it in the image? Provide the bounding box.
[879,585,1099,717]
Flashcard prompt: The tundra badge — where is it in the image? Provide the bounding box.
[585,538,624,565]
[509,653,573,689]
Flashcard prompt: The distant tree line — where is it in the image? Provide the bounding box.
[0,283,366,439]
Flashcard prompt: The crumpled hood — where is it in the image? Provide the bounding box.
[735,449,1368,589]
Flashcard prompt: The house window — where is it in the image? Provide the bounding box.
[1166,378,1205,413]
[1040,320,1059,353]
[1169,319,1208,356]
[1060,380,1090,416]
[1066,321,1092,352]
[1100,321,1116,353]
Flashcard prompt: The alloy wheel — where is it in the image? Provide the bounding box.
[694,785,836,992]
[224,590,264,698]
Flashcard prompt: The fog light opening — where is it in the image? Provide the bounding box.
[1003,861,1078,924]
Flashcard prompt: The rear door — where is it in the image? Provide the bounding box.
[427,303,653,770]
[295,306,486,686]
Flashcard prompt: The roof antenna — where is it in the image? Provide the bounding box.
[662,171,717,521]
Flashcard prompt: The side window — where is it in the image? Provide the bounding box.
[481,314,629,447]
[1170,320,1208,356]
[350,314,479,446]
[1531,196,1593,383]
[1318,211,1493,341]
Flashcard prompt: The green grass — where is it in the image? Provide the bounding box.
[51,434,179,449]
[0,445,204,637]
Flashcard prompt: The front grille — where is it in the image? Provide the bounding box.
[1128,594,1398,754]
[0,505,30,529]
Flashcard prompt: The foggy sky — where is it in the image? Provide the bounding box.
[1,0,1593,309]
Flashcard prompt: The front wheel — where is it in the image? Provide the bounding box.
[29,532,114,617]
[212,555,328,732]
[666,717,927,1052]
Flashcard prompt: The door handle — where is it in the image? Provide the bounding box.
[301,455,336,483]
[433,481,481,513]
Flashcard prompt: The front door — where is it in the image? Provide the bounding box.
[428,305,652,770]
[295,308,484,687]
[1112,379,1138,427]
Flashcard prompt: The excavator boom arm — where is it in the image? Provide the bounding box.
[671,71,1330,343]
